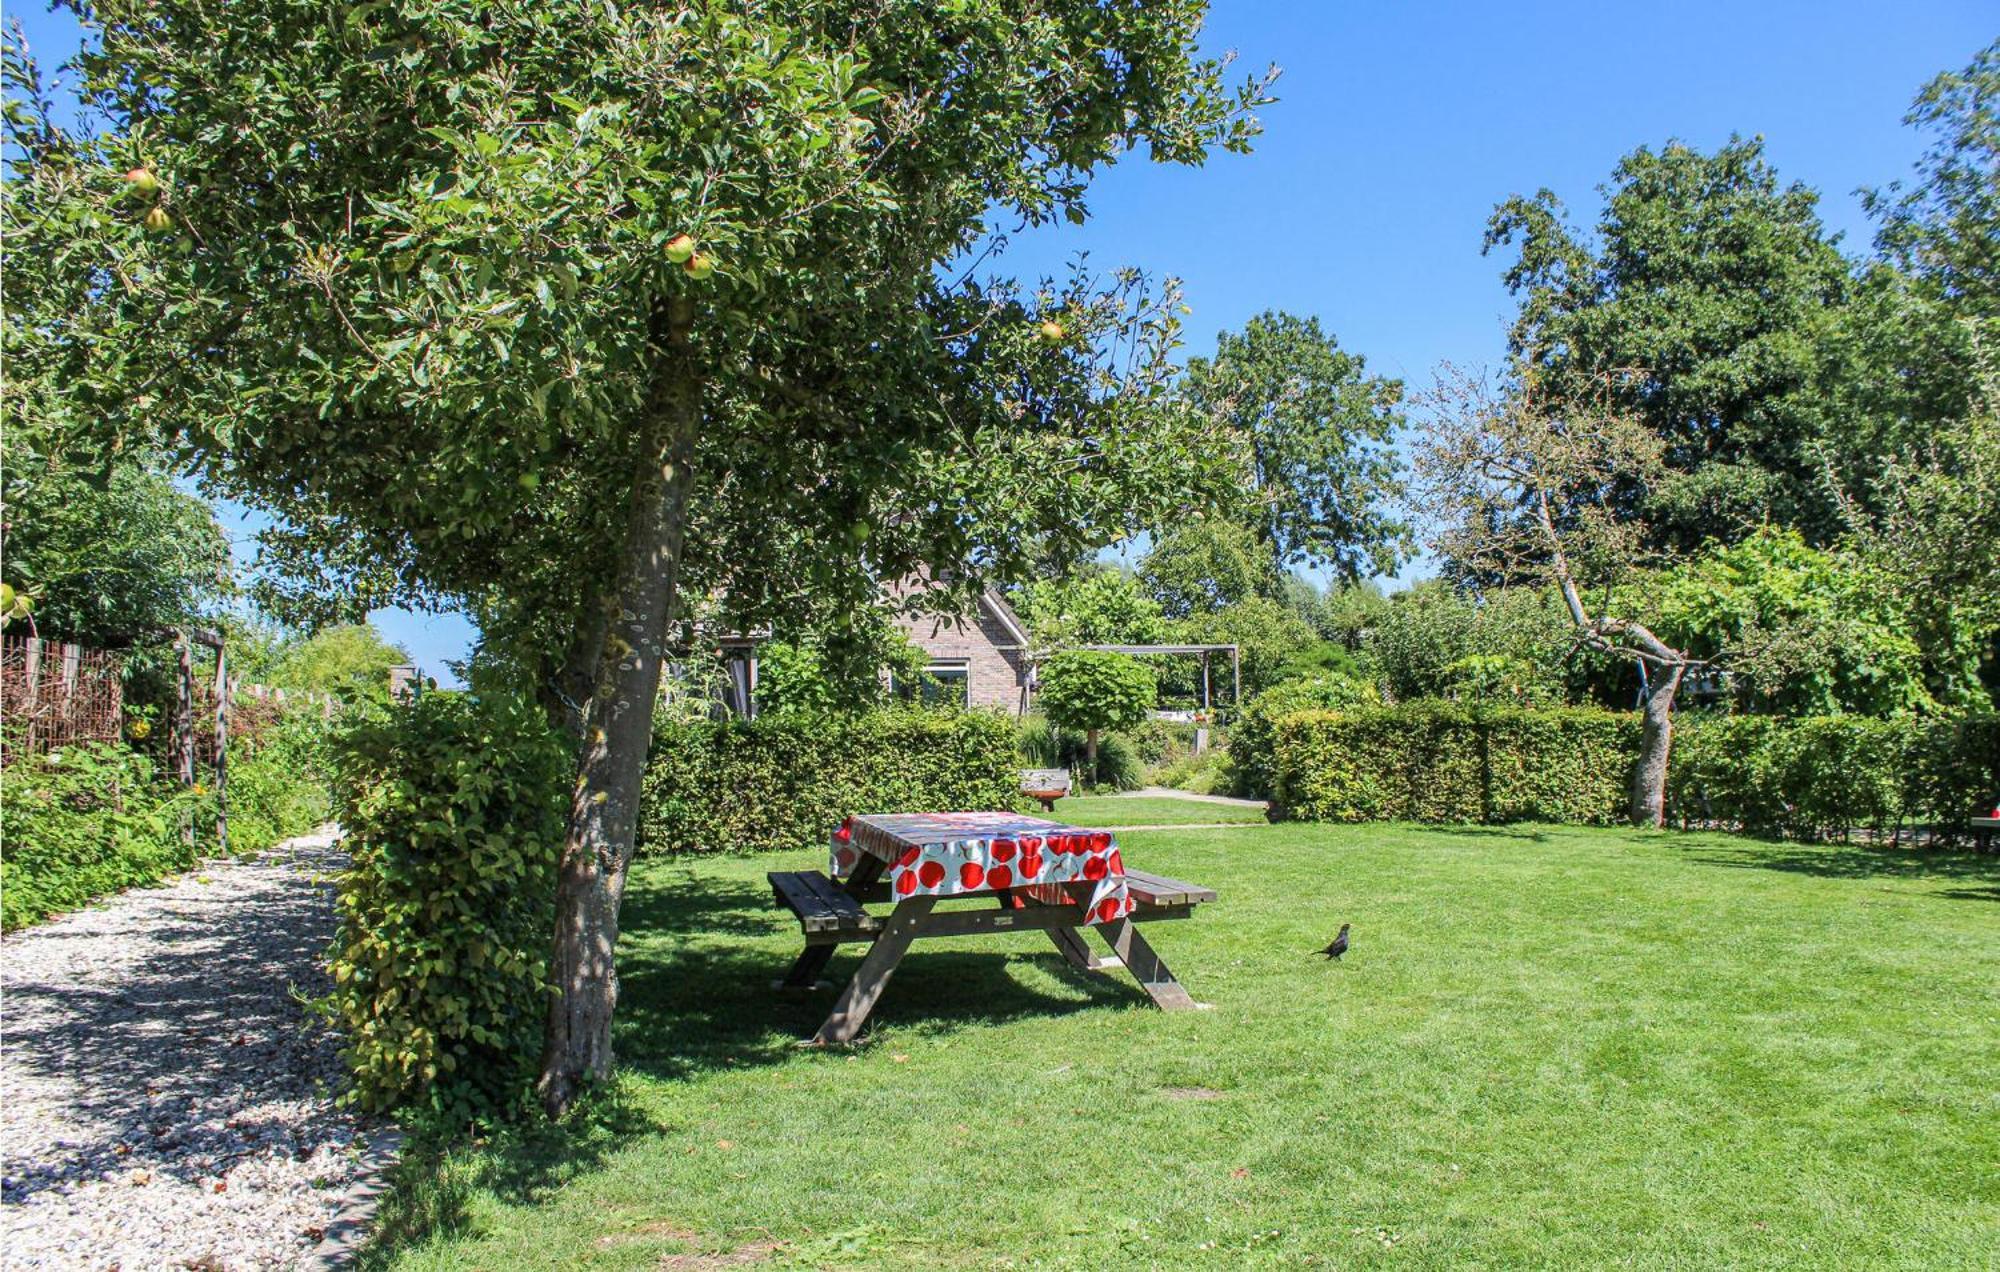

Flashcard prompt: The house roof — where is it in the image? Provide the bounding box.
[980,588,1032,647]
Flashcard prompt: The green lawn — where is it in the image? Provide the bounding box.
[1050,793,1269,826]
[364,824,2000,1270]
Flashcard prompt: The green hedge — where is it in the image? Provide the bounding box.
[1,715,332,931]
[1268,702,2000,842]
[639,708,1019,856]
[1271,703,1639,826]
[1668,714,2000,842]
[324,693,568,1121]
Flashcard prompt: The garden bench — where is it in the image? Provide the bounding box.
[769,811,1214,1044]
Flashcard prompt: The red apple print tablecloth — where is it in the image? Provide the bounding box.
[830,812,1134,925]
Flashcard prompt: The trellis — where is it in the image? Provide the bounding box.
[0,635,126,764]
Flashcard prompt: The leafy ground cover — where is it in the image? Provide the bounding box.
[362,823,1998,1269]
[1051,794,1268,826]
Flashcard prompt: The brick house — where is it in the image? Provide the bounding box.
[891,587,1035,715]
[700,584,1036,717]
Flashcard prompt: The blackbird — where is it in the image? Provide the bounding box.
[1317,923,1350,960]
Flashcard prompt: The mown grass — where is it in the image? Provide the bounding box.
[363,824,1999,1270]
[1052,793,1268,826]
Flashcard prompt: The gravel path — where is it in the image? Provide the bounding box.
[2,829,377,1270]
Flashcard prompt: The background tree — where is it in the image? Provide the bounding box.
[1368,581,1580,707]
[1830,344,2000,710]
[1181,311,1407,579]
[261,624,415,708]
[1867,38,2000,316]
[1036,650,1156,784]
[7,1,1271,1112]
[0,450,228,648]
[1415,365,1695,826]
[1138,518,1276,619]
[1011,568,1167,648]
[1485,139,1871,548]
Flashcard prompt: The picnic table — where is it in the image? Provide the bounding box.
[1974,816,1998,853]
[769,811,1215,1045]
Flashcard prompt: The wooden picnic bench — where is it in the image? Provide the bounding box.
[769,812,1214,1045]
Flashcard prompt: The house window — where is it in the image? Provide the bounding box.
[918,662,969,708]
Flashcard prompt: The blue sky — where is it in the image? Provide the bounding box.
[15,3,1994,683]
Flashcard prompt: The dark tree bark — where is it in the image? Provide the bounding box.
[1539,492,1691,829]
[1628,661,1685,828]
[539,301,700,1117]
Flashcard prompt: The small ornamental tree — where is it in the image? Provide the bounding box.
[6,3,1272,1114]
[1037,650,1156,783]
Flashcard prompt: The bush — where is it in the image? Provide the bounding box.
[324,692,569,1121]
[1,714,333,931]
[1669,714,2000,842]
[1270,703,1640,825]
[223,712,336,851]
[640,707,1019,856]
[1229,672,1379,799]
[1016,714,1146,792]
[1,742,196,929]
[1150,746,1232,795]
[1267,701,2000,841]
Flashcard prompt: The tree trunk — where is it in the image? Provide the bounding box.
[1085,727,1100,786]
[539,303,699,1118]
[1627,662,1685,828]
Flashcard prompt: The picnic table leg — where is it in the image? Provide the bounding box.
[1011,886,1120,975]
[1091,916,1199,1011]
[811,896,936,1045]
[780,856,885,990]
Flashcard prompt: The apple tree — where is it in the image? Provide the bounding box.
[4,1,1272,1112]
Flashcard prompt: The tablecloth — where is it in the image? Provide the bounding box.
[830,811,1133,925]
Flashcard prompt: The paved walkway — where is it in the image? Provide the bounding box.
[1,829,375,1270]
[1118,786,1269,810]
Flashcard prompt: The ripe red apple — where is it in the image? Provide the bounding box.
[664,233,696,264]
[684,251,716,279]
[124,167,161,195]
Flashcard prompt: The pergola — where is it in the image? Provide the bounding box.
[1048,643,1242,713]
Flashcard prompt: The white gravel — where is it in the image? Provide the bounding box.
[2,829,379,1270]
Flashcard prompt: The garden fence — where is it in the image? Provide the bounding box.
[0,636,125,765]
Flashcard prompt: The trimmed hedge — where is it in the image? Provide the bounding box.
[639,708,1019,856]
[1668,714,2000,842]
[1271,703,1638,826]
[1268,702,2000,842]
[325,693,568,1121]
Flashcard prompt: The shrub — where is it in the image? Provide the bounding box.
[1270,703,1640,825]
[1229,672,1379,799]
[1267,701,2000,841]
[1,714,333,931]
[1669,713,2000,842]
[1,742,196,929]
[224,712,336,851]
[639,707,1018,856]
[325,692,569,1121]
[1015,714,1145,792]
[1151,746,1232,795]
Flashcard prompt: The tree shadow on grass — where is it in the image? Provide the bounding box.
[360,867,1148,1264]
[610,874,1147,1084]
[1671,838,2000,892]
[1404,823,1557,844]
